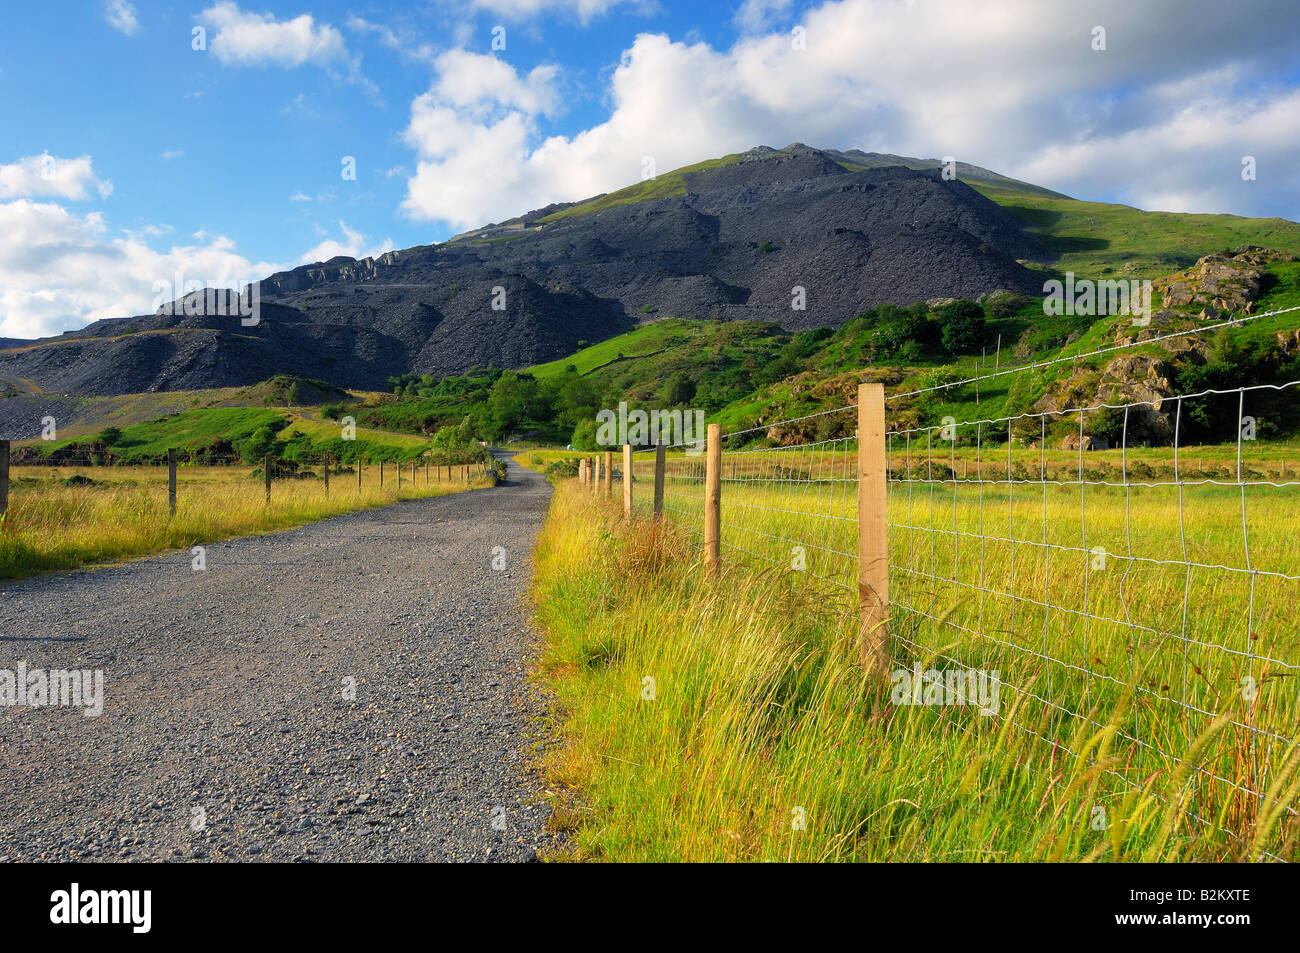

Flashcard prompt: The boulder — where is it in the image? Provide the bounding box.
[1060,433,1109,451]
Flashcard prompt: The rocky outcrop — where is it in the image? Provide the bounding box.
[1154,247,1292,313]
[1029,354,1180,448]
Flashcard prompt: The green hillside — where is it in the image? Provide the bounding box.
[524,320,701,379]
[975,183,1300,280]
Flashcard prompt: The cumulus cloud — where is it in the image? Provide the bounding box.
[0,154,113,201]
[197,2,379,98]
[201,1,348,67]
[398,51,564,227]
[398,0,1300,231]
[104,0,138,35]
[0,199,281,339]
[0,199,385,339]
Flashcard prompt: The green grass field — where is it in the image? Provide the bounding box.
[530,450,1300,862]
[0,460,488,580]
[22,404,443,465]
[523,320,702,380]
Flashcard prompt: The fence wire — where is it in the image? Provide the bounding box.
[630,379,1300,861]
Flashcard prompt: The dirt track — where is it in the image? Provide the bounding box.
[0,454,554,862]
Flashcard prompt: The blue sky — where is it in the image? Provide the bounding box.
[3,0,1300,338]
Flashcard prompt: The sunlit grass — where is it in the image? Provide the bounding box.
[532,465,1300,862]
[0,462,486,579]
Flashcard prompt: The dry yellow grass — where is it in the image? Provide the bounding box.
[1,461,486,579]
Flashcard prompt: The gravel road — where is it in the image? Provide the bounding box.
[0,453,555,862]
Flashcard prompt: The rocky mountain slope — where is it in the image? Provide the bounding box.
[1,144,1053,396]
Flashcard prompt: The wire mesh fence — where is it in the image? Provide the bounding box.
[602,373,1300,861]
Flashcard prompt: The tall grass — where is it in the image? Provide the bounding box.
[0,463,486,580]
[530,481,1300,861]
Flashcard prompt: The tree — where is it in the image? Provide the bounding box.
[937,299,987,354]
[96,426,123,447]
[546,370,598,429]
[486,371,540,439]
[877,302,936,354]
[571,418,600,450]
[237,426,279,463]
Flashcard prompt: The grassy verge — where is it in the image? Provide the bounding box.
[0,465,489,580]
[530,481,1300,861]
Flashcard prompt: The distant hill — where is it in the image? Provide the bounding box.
[4,143,1300,398]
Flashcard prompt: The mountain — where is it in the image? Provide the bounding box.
[0,143,1198,397]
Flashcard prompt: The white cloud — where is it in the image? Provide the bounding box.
[0,199,281,339]
[433,50,560,117]
[0,154,113,202]
[160,149,183,161]
[0,203,388,339]
[289,191,312,202]
[201,1,348,67]
[299,221,393,264]
[397,0,1300,230]
[398,52,565,227]
[198,2,379,99]
[733,0,791,34]
[104,0,138,36]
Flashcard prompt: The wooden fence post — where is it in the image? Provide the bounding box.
[0,440,8,517]
[704,423,721,573]
[857,382,890,676]
[653,442,666,519]
[357,458,362,492]
[324,454,330,497]
[603,450,613,497]
[622,444,633,516]
[380,460,385,487]
[264,454,272,505]
[591,456,599,494]
[168,448,177,515]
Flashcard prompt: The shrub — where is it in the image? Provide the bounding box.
[937,299,987,354]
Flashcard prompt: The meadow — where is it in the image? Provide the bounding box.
[528,444,1300,862]
[0,459,488,580]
